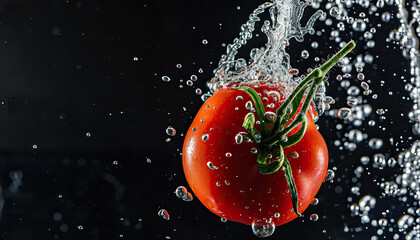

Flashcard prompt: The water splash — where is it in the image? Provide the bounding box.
[205,0,324,100]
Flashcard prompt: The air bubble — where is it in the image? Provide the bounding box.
[166,126,176,136]
[252,220,275,238]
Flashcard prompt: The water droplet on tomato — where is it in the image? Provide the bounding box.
[202,134,209,142]
[207,161,218,170]
[251,219,275,238]
[263,112,277,123]
[235,134,243,144]
[236,96,243,100]
[225,152,232,157]
[310,214,319,221]
[274,213,280,218]
[158,209,170,221]
[216,182,221,187]
[291,151,299,158]
[245,101,253,110]
[251,148,258,154]
[225,180,230,185]
[166,126,176,136]
[221,217,227,223]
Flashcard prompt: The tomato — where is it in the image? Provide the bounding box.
[182,82,328,226]
[182,41,355,228]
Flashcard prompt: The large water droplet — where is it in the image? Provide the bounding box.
[251,220,275,238]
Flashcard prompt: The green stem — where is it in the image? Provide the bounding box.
[319,41,356,74]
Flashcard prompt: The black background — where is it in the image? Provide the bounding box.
[0,0,414,239]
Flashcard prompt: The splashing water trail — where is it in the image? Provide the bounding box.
[203,0,325,105]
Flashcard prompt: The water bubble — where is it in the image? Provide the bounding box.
[381,12,391,22]
[311,42,319,49]
[329,7,339,17]
[310,214,319,221]
[311,198,319,205]
[376,109,385,115]
[291,151,299,158]
[369,138,384,150]
[236,96,243,101]
[349,129,363,142]
[360,156,370,165]
[196,88,202,95]
[221,217,227,223]
[347,97,359,107]
[324,169,335,182]
[186,80,193,86]
[301,50,309,59]
[166,126,176,136]
[359,195,376,211]
[112,161,118,165]
[190,75,198,81]
[158,209,170,221]
[183,192,193,202]
[174,186,188,199]
[352,19,367,32]
[202,39,208,45]
[162,76,171,82]
[86,132,91,137]
[77,225,84,230]
[202,134,209,142]
[337,107,352,120]
[357,73,365,81]
[225,152,232,157]
[146,157,152,164]
[176,63,182,68]
[252,220,275,238]
[33,145,38,149]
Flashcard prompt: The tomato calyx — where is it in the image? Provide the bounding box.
[238,40,356,217]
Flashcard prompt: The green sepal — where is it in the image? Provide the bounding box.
[237,87,271,136]
[242,112,261,143]
[286,85,308,123]
[283,157,301,217]
[282,116,307,148]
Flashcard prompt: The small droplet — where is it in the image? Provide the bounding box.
[274,213,280,218]
[162,76,171,82]
[291,151,299,158]
[113,161,118,165]
[310,214,319,221]
[146,157,152,164]
[158,209,170,221]
[221,217,227,223]
[33,145,38,149]
[207,161,218,170]
[235,134,243,144]
[190,75,198,81]
[196,88,202,95]
[245,101,253,110]
[236,96,243,101]
[301,50,309,59]
[202,134,209,142]
[166,126,176,136]
[251,148,258,154]
[337,108,352,120]
[77,225,84,230]
[324,169,335,182]
[176,63,182,68]
[311,198,319,205]
[225,152,232,157]
[263,112,277,123]
[86,132,91,137]
[202,39,208,44]
[252,220,275,238]
[174,186,188,199]
[216,182,221,187]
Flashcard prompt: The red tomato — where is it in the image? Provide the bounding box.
[182,82,328,226]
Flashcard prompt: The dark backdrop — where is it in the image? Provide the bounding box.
[0,0,413,240]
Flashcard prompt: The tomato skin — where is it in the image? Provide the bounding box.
[182,83,328,226]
